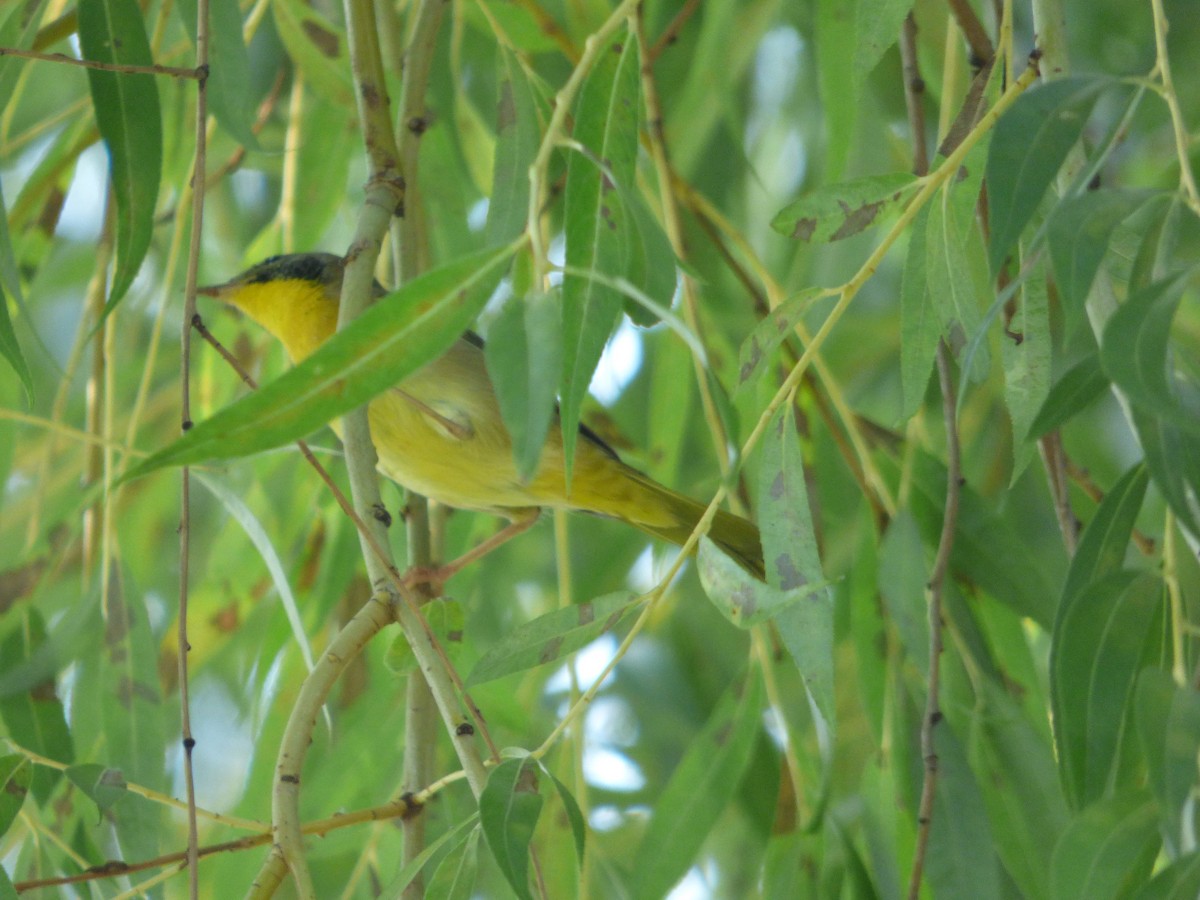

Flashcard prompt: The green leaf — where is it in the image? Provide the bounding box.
[1027,353,1110,440]
[878,512,929,675]
[1046,189,1150,336]
[0,864,14,900]
[487,50,540,245]
[1132,407,1200,540]
[175,0,259,149]
[0,0,49,115]
[0,611,74,804]
[908,451,1057,626]
[545,769,587,866]
[1060,464,1148,607]
[815,0,858,182]
[901,205,937,419]
[1051,572,1162,808]
[561,28,640,479]
[928,190,988,380]
[970,682,1069,900]
[736,287,826,390]
[854,0,913,83]
[465,591,637,686]
[1003,253,1051,473]
[987,76,1111,273]
[425,825,481,900]
[125,245,514,480]
[454,82,495,195]
[1050,792,1159,900]
[924,725,1002,900]
[480,757,543,900]
[0,283,32,408]
[759,404,825,594]
[1132,851,1200,900]
[622,188,677,326]
[270,0,353,106]
[378,815,480,899]
[631,673,763,900]
[697,536,829,627]
[0,755,30,838]
[78,0,162,306]
[485,291,562,480]
[1101,272,1200,432]
[195,473,316,673]
[771,172,916,242]
[66,763,129,815]
[291,94,356,251]
[1135,670,1200,857]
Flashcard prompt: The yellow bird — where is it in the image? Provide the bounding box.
[200,253,763,579]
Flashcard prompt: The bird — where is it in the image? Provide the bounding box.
[199,252,764,580]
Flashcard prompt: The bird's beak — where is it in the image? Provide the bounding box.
[196,282,226,299]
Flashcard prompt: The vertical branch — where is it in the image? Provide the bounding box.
[900,18,957,897]
[899,13,928,176]
[906,342,961,900]
[178,1,211,895]
[387,1,447,891]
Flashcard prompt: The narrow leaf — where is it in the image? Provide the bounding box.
[736,287,827,390]
[1051,572,1162,808]
[1003,253,1051,472]
[175,0,259,148]
[1060,463,1148,607]
[0,755,30,838]
[900,204,936,418]
[771,172,916,242]
[485,291,562,480]
[487,49,540,245]
[561,28,640,478]
[195,473,316,673]
[1050,792,1159,900]
[1132,407,1200,541]
[631,673,763,900]
[987,76,1111,273]
[1047,189,1149,335]
[1101,272,1200,433]
[466,591,637,686]
[1027,353,1109,440]
[270,0,353,106]
[78,0,162,305]
[125,245,513,480]
[65,764,129,814]
[480,757,543,900]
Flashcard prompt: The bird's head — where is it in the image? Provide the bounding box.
[199,253,348,362]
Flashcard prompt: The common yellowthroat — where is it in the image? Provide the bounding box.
[200,253,763,578]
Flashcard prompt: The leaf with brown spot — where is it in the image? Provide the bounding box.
[466,592,639,686]
[735,288,827,390]
[772,172,916,243]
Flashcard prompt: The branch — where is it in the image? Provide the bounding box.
[905,342,961,899]
[0,45,201,78]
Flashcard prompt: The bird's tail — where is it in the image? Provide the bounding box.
[612,465,764,580]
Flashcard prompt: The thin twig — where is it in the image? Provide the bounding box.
[648,0,701,63]
[1150,0,1200,215]
[178,3,211,894]
[1038,431,1079,554]
[0,45,201,78]
[944,0,994,64]
[906,342,961,900]
[391,2,449,893]
[900,13,928,176]
[14,778,459,893]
